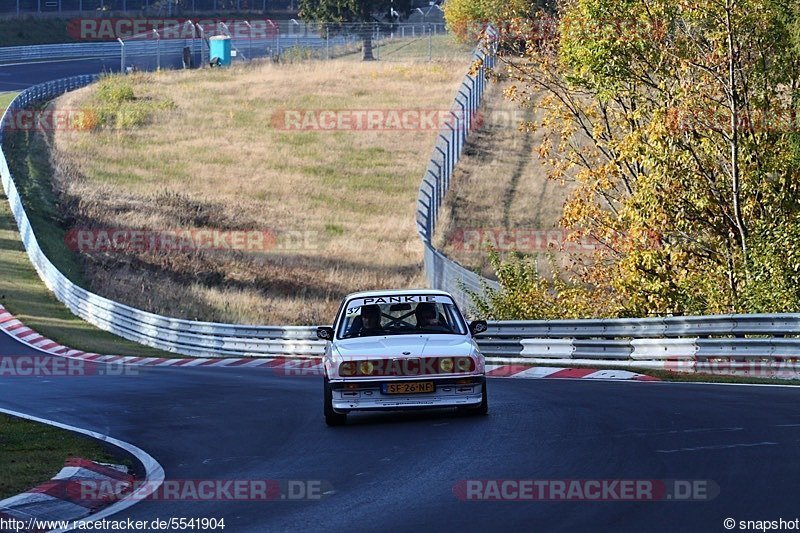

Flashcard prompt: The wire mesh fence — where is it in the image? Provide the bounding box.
[1,1,282,15]
[112,21,452,71]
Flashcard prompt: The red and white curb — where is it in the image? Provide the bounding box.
[0,458,133,531]
[485,363,659,381]
[0,304,279,369]
[0,305,659,381]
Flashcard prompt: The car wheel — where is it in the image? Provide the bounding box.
[324,376,347,427]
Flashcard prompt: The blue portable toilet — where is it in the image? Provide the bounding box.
[209,36,232,67]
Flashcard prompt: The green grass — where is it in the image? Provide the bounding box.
[0,97,171,357]
[0,92,17,111]
[0,413,130,500]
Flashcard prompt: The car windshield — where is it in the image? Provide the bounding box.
[337,296,467,339]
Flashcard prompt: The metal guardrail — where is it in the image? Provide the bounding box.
[476,317,800,363]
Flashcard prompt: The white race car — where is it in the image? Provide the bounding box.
[317,289,489,426]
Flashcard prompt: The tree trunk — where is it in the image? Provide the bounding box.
[362,31,375,61]
[725,0,748,274]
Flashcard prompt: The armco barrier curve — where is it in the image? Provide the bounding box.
[2,53,800,377]
[0,75,324,358]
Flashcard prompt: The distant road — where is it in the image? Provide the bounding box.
[0,57,119,91]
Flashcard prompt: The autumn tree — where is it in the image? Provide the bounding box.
[472,0,800,318]
[443,0,536,42]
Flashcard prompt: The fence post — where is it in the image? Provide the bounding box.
[118,38,125,73]
[154,30,160,70]
[435,144,448,194]
[445,123,456,177]
[244,21,253,61]
[428,24,432,61]
[457,93,470,137]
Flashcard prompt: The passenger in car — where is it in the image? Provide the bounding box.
[415,302,441,327]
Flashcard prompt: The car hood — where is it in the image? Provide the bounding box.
[333,335,475,359]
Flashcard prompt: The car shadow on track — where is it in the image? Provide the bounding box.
[331,408,490,428]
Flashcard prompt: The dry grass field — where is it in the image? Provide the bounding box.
[50,56,470,325]
[433,79,578,278]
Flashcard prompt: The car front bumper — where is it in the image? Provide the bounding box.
[329,376,485,412]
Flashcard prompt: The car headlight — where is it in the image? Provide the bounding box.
[456,357,473,372]
[359,361,375,376]
[339,361,356,377]
[439,357,454,373]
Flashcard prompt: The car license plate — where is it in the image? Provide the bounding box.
[382,381,435,395]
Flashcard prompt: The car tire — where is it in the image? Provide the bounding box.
[324,376,347,427]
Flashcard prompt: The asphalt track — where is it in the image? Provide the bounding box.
[3,58,800,533]
[0,58,120,92]
[2,329,800,533]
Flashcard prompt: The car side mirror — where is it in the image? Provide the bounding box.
[316,326,335,341]
[469,320,488,336]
